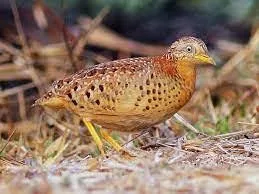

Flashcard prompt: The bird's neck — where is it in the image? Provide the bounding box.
[176,61,197,91]
[176,61,196,79]
[152,55,196,80]
[152,55,177,76]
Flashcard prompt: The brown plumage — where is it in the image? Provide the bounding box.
[35,36,215,156]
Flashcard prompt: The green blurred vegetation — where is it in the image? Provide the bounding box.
[16,0,259,24]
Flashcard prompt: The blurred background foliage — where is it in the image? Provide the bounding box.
[4,0,257,46]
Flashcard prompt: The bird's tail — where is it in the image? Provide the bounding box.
[32,91,66,109]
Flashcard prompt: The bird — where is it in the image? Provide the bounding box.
[34,36,216,156]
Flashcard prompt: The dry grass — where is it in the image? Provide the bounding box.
[1,146,259,194]
[0,1,258,193]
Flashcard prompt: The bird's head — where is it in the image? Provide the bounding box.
[167,36,216,66]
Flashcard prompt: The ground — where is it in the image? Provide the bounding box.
[1,147,259,194]
[1,129,259,194]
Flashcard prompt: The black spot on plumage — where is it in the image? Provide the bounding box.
[85,91,91,98]
[111,68,117,73]
[96,99,100,105]
[99,85,104,92]
[64,77,72,84]
[98,68,106,75]
[146,79,150,85]
[56,80,63,88]
[72,100,78,106]
[67,93,72,99]
[87,69,97,76]
[78,72,87,78]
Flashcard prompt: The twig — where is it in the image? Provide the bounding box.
[0,40,20,55]
[44,111,79,135]
[214,128,258,138]
[63,25,78,71]
[26,66,44,94]
[208,28,259,90]
[0,156,26,166]
[9,0,44,94]
[216,143,232,156]
[60,0,79,72]
[173,113,207,136]
[122,130,150,147]
[78,17,167,56]
[237,122,259,126]
[206,89,217,124]
[183,145,205,152]
[9,0,30,55]
[0,128,17,154]
[18,91,26,120]
[0,82,36,98]
[73,7,110,59]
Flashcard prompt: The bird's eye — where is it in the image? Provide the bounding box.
[186,46,193,53]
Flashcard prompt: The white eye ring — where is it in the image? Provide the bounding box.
[186,46,192,53]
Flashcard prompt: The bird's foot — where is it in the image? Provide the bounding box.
[119,149,136,159]
[83,119,135,158]
[100,128,135,159]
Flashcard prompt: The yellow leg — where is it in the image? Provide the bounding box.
[100,128,135,158]
[82,119,105,157]
[99,128,123,152]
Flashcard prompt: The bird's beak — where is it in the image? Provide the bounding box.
[194,54,216,66]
